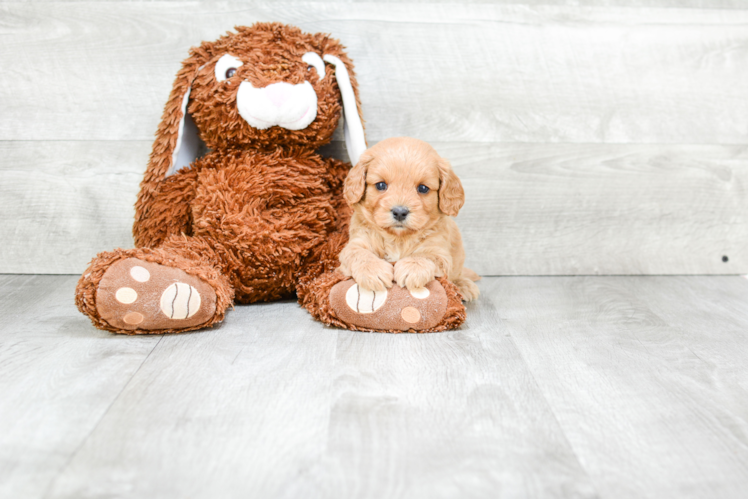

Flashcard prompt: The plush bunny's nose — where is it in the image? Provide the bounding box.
[236,80,317,131]
[265,83,292,108]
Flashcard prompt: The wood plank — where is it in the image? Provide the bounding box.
[44,278,596,498]
[2,140,745,275]
[497,275,748,497]
[0,275,160,498]
[446,142,748,276]
[4,275,747,497]
[0,141,144,274]
[21,0,748,8]
[1,2,747,144]
[286,302,596,497]
[45,297,342,498]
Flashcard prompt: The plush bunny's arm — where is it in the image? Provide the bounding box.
[133,168,198,248]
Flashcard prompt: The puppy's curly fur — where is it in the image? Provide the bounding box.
[338,137,480,301]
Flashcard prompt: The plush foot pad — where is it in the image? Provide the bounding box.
[95,258,217,332]
[329,279,448,332]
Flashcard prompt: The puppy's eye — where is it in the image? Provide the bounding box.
[375,181,388,191]
[307,65,313,72]
[225,68,237,79]
[417,184,430,194]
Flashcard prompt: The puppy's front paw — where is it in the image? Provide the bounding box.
[352,259,394,292]
[394,258,437,291]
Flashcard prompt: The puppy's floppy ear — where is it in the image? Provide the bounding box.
[343,149,374,206]
[323,53,366,166]
[436,157,465,217]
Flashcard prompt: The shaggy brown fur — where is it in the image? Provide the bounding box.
[134,23,360,250]
[75,22,465,334]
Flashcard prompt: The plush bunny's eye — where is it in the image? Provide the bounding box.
[302,52,325,77]
[215,54,243,82]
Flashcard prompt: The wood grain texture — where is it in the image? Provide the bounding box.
[46,295,342,497]
[446,142,748,276]
[3,140,745,275]
[0,275,160,498]
[286,308,595,497]
[44,278,596,498]
[0,141,144,274]
[495,275,748,497]
[21,0,748,7]
[1,2,747,144]
[2,1,747,276]
[3,275,748,496]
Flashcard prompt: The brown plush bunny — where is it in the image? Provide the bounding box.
[75,22,465,334]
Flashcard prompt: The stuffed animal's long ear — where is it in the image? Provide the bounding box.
[323,54,366,166]
[437,157,465,217]
[164,91,207,178]
[153,59,207,181]
[343,149,373,206]
[133,53,206,247]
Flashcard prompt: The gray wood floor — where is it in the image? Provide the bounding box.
[2,274,748,497]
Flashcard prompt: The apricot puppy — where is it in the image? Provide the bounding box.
[338,137,480,301]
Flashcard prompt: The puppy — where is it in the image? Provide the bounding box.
[338,137,480,301]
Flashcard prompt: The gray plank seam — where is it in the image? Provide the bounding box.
[41,335,165,498]
[483,289,597,492]
[4,141,746,275]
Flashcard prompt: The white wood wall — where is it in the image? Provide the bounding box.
[1,1,746,275]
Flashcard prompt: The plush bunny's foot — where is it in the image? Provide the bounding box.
[329,278,464,332]
[95,258,217,332]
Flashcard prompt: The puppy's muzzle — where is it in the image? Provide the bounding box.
[391,206,410,222]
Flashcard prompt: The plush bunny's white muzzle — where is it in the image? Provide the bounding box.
[165,51,366,178]
[236,80,318,131]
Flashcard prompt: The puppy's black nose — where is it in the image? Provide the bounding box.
[391,206,409,222]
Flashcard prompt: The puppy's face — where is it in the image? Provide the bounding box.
[345,138,465,236]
